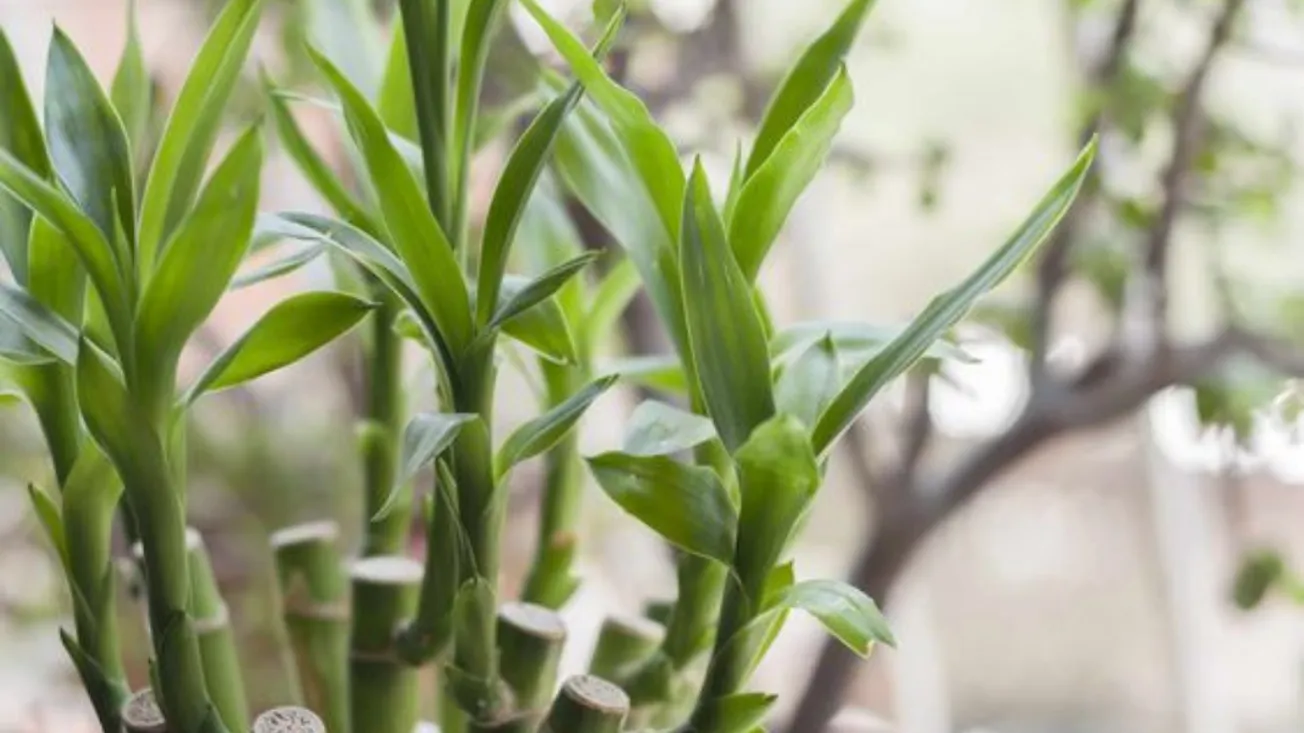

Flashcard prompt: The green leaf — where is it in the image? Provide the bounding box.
[599,354,687,395]
[497,374,617,477]
[772,579,894,656]
[587,451,737,564]
[775,334,840,428]
[0,149,126,335]
[28,219,86,323]
[495,275,580,364]
[812,139,1097,454]
[45,26,136,252]
[584,257,640,347]
[745,0,877,178]
[490,252,599,329]
[521,0,681,237]
[0,283,79,364]
[136,126,263,380]
[186,291,376,401]
[230,243,327,290]
[730,67,852,281]
[772,321,971,367]
[310,46,473,353]
[75,338,135,471]
[110,0,152,152]
[397,0,453,223]
[137,0,263,271]
[265,76,377,233]
[0,30,51,281]
[733,416,821,598]
[377,19,416,139]
[377,412,476,520]
[0,317,56,365]
[681,161,775,452]
[623,400,717,457]
[27,482,68,570]
[452,0,510,196]
[691,692,778,733]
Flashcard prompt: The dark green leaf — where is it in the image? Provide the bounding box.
[746,0,877,177]
[377,18,416,139]
[730,67,852,281]
[812,140,1097,454]
[497,374,617,477]
[28,219,86,323]
[397,0,453,223]
[587,451,737,564]
[775,334,840,428]
[772,579,895,656]
[0,283,79,364]
[230,243,327,290]
[681,161,775,452]
[75,338,135,471]
[691,692,777,733]
[623,400,717,457]
[377,412,476,520]
[452,0,510,198]
[0,316,56,365]
[0,30,50,281]
[27,482,68,569]
[495,275,579,364]
[490,252,599,328]
[310,46,473,353]
[186,291,376,401]
[137,0,263,270]
[136,127,262,376]
[733,416,820,597]
[110,0,152,152]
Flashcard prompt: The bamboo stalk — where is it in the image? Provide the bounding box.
[539,676,629,733]
[271,521,350,733]
[350,555,423,733]
[122,688,167,733]
[361,296,408,557]
[488,602,567,729]
[589,614,664,681]
[252,706,327,733]
[521,364,584,609]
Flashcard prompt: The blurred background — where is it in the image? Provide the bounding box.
[3,0,1304,731]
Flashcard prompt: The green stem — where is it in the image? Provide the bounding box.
[122,687,168,733]
[589,614,664,681]
[398,0,452,231]
[540,676,630,733]
[362,296,408,556]
[350,556,423,733]
[184,530,249,732]
[270,522,350,733]
[490,602,567,728]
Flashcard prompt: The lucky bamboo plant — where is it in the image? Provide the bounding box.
[3,0,1097,731]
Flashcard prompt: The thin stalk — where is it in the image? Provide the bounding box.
[252,707,326,733]
[350,556,423,733]
[270,521,350,733]
[398,0,453,230]
[539,676,630,733]
[122,687,168,733]
[589,614,664,681]
[361,295,408,556]
[185,530,250,731]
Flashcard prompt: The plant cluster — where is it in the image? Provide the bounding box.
[0,1,1093,731]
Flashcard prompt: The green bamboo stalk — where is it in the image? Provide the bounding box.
[122,687,168,733]
[350,555,423,733]
[361,295,409,557]
[270,521,350,733]
[521,363,584,609]
[486,602,567,730]
[252,706,327,733]
[589,614,664,681]
[539,676,629,733]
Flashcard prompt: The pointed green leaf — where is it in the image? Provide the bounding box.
[0,317,56,365]
[397,0,453,223]
[681,162,775,452]
[111,0,152,152]
[137,0,263,269]
[775,334,840,428]
[0,283,78,364]
[310,46,473,352]
[45,27,136,251]
[584,257,640,346]
[812,140,1097,454]
[375,412,476,521]
[186,291,376,401]
[75,339,135,471]
[377,19,416,140]
[733,416,820,597]
[28,219,86,323]
[27,482,68,569]
[773,579,894,656]
[452,0,510,197]
[490,252,599,329]
[730,67,852,281]
[623,400,717,457]
[692,692,778,733]
[136,127,263,376]
[0,30,50,282]
[746,0,877,177]
[587,451,737,564]
[497,374,617,477]
[495,275,580,364]
[772,321,971,367]
[600,354,687,395]
[230,243,327,290]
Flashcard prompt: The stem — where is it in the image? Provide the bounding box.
[362,297,409,556]
[398,0,453,230]
[589,614,664,681]
[350,556,423,733]
[122,688,168,733]
[493,602,567,724]
[540,676,630,733]
[270,522,350,733]
[252,707,326,733]
[185,530,249,732]
[686,580,753,730]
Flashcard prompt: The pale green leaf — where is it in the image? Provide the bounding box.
[623,400,717,457]
[772,579,895,656]
[497,374,617,476]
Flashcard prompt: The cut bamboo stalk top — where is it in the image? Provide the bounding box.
[270,520,340,548]
[499,601,567,641]
[561,675,629,715]
[121,688,166,733]
[253,706,327,733]
[349,556,424,585]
